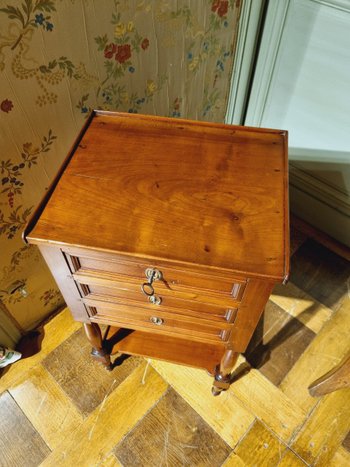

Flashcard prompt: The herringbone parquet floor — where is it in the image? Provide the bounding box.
[1,226,349,466]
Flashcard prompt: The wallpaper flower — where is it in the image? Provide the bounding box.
[0,0,241,333]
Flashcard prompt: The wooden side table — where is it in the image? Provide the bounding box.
[24,111,289,395]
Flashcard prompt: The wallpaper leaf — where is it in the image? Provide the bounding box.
[0,0,241,331]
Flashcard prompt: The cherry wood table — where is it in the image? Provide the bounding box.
[24,111,289,395]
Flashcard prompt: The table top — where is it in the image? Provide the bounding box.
[25,111,289,281]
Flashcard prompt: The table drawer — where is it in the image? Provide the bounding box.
[75,272,238,323]
[84,298,232,344]
[65,250,245,299]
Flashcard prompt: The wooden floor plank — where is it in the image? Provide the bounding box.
[43,328,142,416]
[226,356,306,442]
[279,450,308,466]
[221,452,246,466]
[281,300,350,412]
[114,388,231,466]
[290,239,350,311]
[290,224,308,256]
[0,308,81,393]
[223,447,307,467]
[1,229,349,467]
[8,365,83,450]
[271,282,333,334]
[291,388,350,465]
[97,452,123,466]
[0,391,50,467]
[329,446,350,467]
[230,421,305,467]
[245,300,315,386]
[150,360,255,448]
[40,363,167,466]
[342,430,350,451]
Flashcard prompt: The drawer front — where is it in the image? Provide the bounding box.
[74,273,237,323]
[84,298,232,344]
[64,250,245,300]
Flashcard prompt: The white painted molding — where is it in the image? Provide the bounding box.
[310,0,350,13]
[290,185,350,247]
[244,0,291,126]
[244,0,350,247]
[245,0,350,126]
[290,164,350,217]
[225,0,266,125]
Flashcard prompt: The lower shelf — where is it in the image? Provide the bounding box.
[104,326,224,375]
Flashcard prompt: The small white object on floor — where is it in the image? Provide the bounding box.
[0,346,21,368]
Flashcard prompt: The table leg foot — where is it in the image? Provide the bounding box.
[212,349,239,396]
[84,322,112,369]
[212,386,222,396]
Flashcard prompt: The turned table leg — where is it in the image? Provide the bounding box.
[212,349,239,396]
[83,322,112,370]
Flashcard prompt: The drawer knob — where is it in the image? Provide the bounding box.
[141,268,163,304]
[149,294,162,305]
[145,268,163,281]
[150,316,164,326]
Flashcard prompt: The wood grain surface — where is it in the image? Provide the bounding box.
[290,239,350,311]
[87,298,232,344]
[0,308,81,393]
[40,362,168,466]
[106,327,225,375]
[229,421,305,466]
[291,388,350,465]
[23,111,289,399]
[43,328,142,416]
[226,356,306,442]
[280,299,350,413]
[308,353,350,396]
[0,391,50,467]
[151,360,255,448]
[26,111,289,281]
[245,300,316,386]
[114,388,231,466]
[8,365,82,449]
[3,221,349,466]
[271,282,333,334]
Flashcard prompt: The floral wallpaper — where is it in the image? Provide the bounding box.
[0,0,242,333]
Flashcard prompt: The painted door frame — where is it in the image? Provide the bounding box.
[227,0,350,246]
[225,0,267,125]
[0,301,22,348]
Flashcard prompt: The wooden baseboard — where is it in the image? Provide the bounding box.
[291,214,350,261]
